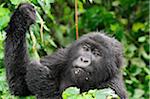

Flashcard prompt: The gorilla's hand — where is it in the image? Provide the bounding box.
[18,3,36,25]
[8,3,36,31]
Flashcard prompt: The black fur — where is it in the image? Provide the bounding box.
[4,3,127,99]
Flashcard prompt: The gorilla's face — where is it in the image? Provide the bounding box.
[66,33,122,87]
[70,43,102,82]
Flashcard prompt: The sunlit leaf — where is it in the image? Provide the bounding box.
[112,1,120,6]
[132,23,145,32]
[132,89,144,98]
[93,0,101,4]
[63,87,119,99]
[0,7,10,30]
[131,58,145,67]
[138,36,146,42]
[10,0,30,5]
[89,0,93,3]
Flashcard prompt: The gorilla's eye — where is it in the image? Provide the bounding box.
[93,49,101,57]
[83,44,90,52]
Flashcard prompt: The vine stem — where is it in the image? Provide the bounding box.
[75,0,79,40]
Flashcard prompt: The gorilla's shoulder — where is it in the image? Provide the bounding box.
[40,48,68,66]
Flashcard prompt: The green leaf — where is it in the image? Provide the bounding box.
[10,0,21,5]
[96,88,119,99]
[49,39,57,48]
[110,24,118,31]
[141,48,150,60]
[89,0,93,3]
[125,80,133,84]
[96,94,106,99]
[0,7,10,30]
[138,36,146,42]
[120,18,128,25]
[62,87,80,99]
[144,67,150,75]
[10,0,30,5]
[132,23,145,32]
[63,87,80,95]
[133,89,144,98]
[112,1,120,6]
[126,44,137,58]
[131,58,145,67]
[62,87,119,99]
[93,0,102,4]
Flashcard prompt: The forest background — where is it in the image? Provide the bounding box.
[0,0,149,99]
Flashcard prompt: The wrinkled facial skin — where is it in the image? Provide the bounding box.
[73,44,102,68]
[68,42,104,86]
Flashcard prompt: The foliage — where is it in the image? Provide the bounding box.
[62,87,119,99]
[0,0,149,99]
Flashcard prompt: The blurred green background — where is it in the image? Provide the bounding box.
[0,0,149,99]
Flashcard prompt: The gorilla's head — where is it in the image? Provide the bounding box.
[66,32,123,88]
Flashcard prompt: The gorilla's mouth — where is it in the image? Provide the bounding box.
[74,67,84,73]
[72,67,85,74]
[71,67,90,81]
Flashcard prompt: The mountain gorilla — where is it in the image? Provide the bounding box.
[4,3,127,99]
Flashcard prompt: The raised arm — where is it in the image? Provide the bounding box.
[4,3,68,98]
[4,3,36,96]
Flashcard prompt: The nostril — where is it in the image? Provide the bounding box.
[79,56,90,63]
[80,57,83,61]
[84,60,89,63]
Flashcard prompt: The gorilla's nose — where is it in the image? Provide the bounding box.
[73,56,91,67]
[80,56,90,63]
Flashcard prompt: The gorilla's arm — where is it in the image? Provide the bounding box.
[26,49,67,98]
[108,75,127,99]
[99,74,127,99]
[4,3,67,98]
[4,4,34,96]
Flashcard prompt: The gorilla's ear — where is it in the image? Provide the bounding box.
[112,40,124,68]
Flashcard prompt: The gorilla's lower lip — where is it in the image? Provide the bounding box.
[72,67,85,74]
[72,67,90,75]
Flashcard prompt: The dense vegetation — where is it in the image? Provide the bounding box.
[0,0,149,99]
